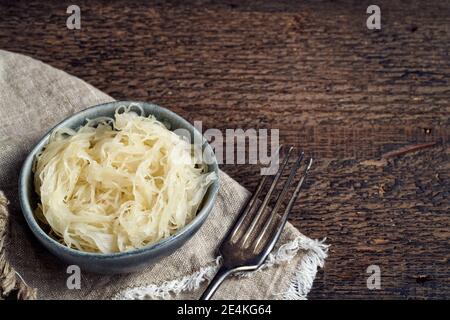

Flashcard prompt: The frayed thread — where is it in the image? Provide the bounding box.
[280,237,329,300]
[0,191,37,300]
[114,235,328,300]
[114,257,222,300]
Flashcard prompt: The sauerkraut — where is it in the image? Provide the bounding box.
[33,105,217,253]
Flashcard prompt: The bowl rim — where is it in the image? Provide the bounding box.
[19,101,220,259]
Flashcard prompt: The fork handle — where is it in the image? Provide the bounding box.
[200,265,233,300]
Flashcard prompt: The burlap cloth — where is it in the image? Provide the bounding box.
[0,50,328,300]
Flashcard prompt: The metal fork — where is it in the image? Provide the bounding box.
[200,146,313,300]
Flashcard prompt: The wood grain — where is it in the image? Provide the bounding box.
[0,0,449,299]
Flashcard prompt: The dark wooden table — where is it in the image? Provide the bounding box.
[1,0,449,299]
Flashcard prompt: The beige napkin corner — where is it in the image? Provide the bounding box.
[0,50,328,300]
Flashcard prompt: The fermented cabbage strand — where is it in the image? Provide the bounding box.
[34,106,217,253]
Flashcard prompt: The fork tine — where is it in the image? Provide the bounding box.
[229,145,282,240]
[229,175,268,240]
[258,158,313,258]
[253,151,304,251]
[240,146,294,247]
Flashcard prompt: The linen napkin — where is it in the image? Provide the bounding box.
[0,49,328,300]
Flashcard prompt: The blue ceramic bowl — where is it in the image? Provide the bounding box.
[19,101,219,274]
